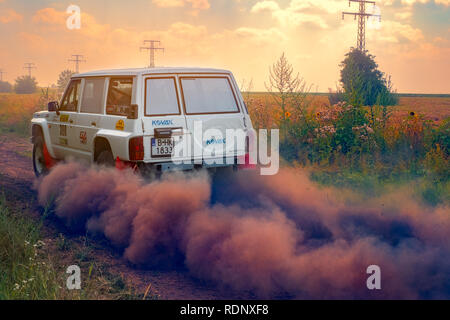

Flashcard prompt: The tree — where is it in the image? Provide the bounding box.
[265,53,312,162]
[14,76,38,94]
[340,49,397,106]
[0,81,12,93]
[265,53,309,123]
[57,69,74,92]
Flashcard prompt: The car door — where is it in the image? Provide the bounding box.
[73,77,106,157]
[178,74,247,164]
[48,79,80,159]
[141,76,189,162]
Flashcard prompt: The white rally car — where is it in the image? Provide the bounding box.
[31,67,254,177]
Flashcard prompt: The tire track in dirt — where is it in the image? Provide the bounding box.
[0,134,248,300]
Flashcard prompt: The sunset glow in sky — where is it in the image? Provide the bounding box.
[0,0,449,93]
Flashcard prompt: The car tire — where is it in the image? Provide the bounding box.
[33,135,49,177]
[96,149,115,167]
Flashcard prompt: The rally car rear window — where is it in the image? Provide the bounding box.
[180,77,239,115]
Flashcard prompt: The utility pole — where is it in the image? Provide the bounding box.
[68,54,86,73]
[23,63,36,77]
[0,69,6,82]
[140,40,164,68]
[342,0,381,51]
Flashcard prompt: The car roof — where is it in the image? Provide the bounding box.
[75,67,231,77]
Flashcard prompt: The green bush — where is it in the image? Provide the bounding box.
[340,49,398,107]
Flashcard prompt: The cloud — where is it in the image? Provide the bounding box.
[29,6,286,58]
[152,0,185,7]
[377,20,425,43]
[395,9,413,20]
[251,0,280,13]
[0,8,23,23]
[32,7,110,37]
[401,0,449,5]
[167,22,208,39]
[233,27,287,43]
[32,7,66,25]
[5,2,448,93]
[152,0,210,10]
[251,0,333,29]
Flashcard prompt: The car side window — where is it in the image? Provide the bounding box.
[80,78,105,114]
[145,78,180,116]
[106,78,133,115]
[60,80,81,112]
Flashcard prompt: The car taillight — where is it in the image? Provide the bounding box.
[246,136,249,154]
[129,136,144,161]
[238,134,256,170]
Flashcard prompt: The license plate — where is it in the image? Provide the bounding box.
[151,138,174,157]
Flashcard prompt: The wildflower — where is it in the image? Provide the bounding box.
[285,111,291,119]
[35,240,45,247]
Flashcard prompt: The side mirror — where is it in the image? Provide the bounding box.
[48,101,59,113]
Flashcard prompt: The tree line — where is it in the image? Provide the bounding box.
[0,70,74,94]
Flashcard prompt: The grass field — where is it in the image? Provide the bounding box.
[395,96,450,124]
[0,194,146,300]
[1,92,449,134]
[0,93,42,136]
[245,93,450,124]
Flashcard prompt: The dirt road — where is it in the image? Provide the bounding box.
[0,133,248,300]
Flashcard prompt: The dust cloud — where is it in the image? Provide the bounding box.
[36,163,450,299]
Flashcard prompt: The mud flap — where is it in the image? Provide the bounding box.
[42,141,56,170]
[115,157,139,172]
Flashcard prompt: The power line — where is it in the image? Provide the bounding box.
[68,54,86,73]
[140,40,164,68]
[0,69,6,82]
[23,63,36,77]
[342,0,381,51]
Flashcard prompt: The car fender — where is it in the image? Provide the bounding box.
[31,118,56,159]
[94,129,133,161]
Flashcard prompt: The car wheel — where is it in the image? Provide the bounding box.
[96,149,115,167]
[33,136,49,177]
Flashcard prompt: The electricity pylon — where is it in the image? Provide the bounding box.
[140,40,164,68]
[0,69,6,81]
[342,0,381,51]
[68,54,86,73]
[24,63,36,77]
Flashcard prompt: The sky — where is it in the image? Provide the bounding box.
[0,0,449,93]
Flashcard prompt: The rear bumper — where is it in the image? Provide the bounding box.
[117,155,256,173]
